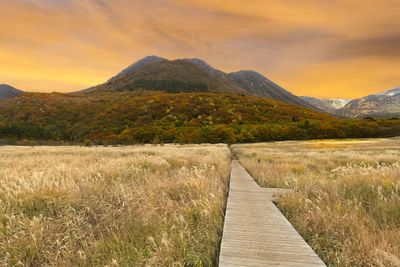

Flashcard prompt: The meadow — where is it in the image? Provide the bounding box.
[233,138,400,267]
[2,139,399,267]
[0,145,231,266]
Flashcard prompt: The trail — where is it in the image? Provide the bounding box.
[218,156,326,267]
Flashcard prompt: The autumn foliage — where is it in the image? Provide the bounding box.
[0,91,399,144]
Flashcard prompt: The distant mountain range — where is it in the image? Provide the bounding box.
[300,97,350,114]
[302,87,400,117]
[1,56,399,118]
[0,84,23,99]
[339,87,400,118]
[82,56,316,110]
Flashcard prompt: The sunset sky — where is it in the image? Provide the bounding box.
[1,0,399,98]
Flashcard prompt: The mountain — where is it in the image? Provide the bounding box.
[82,56,316,110]
[228,70,316,109]
[324,99,351,109]
[84,57,242,94]
[108,55,164,82]
[339,87,400,118]
[377,87,400,97]
[0,84,23,99]
[300,96,351,114]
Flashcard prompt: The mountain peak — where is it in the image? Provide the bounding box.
[0,84,23,99]
[0,84,15,89]
[183,58,209,67]
[139,55,165,63]
[181,58,226,78]
[230,70,268,81]
[109,55,165,81]
[379,87,400,97]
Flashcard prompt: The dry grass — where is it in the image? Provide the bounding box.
[0,145,231,266]
[233,138,400,267]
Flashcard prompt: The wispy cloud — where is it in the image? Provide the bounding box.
[0,0,399,97]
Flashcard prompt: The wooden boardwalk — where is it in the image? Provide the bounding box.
[219,160,326,267]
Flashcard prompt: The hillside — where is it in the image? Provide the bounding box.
[228,70,315,109]
[0,91,399,144]
[0,84,23,99]
[83,56,316,110]
[339,87,400,118]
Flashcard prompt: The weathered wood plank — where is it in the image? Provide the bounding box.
[218,160,326,267]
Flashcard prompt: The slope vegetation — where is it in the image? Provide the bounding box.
[0,91,399,144]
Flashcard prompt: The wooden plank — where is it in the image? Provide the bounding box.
[219,160,326,267]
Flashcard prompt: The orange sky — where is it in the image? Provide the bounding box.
[0,0,399,98]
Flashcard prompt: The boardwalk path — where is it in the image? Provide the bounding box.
[219,160,326,267]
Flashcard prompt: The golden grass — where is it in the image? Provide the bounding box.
[233,138,400,267]
[0,145,231,266]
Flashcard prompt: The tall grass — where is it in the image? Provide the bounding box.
[0,145,231,266]
[233,138,400,267]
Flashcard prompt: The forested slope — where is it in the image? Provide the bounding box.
[0,91,399,144]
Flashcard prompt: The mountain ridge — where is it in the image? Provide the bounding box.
[302,86,400,118]
[339,87,400,118]
[82,56,317,110]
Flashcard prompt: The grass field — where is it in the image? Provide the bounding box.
[233,138,400,267]
[2,139,399,267]
[0,145,230,266]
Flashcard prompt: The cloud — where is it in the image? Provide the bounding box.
[329,33,400,60]
[0,0,399,97]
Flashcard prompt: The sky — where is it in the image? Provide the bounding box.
[0,0,399,98]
